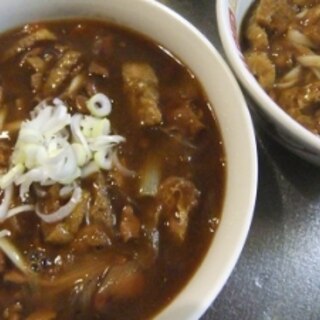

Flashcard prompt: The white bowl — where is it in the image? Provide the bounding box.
[217,0,320,166]
[0,0,257,318]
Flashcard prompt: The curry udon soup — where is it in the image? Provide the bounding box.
[241,0,320,135]
[0,19,225,319]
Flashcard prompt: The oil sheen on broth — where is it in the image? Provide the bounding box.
[0,19,225,319]
[241,0,320,135]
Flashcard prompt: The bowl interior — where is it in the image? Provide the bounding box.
[0,0,258,318]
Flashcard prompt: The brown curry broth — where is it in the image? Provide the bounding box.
[0,19,226,319]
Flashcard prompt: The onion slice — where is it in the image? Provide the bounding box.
[0,235,33,275]
[297,55,320,68]
[86,93,111,117]
[0,185,13,221]
[288,29,315,49]
[7,204,35,219]
[36,186,82,223]
[0,164,24,189]
[81,161,99,178]
[0,229,10,238]
[59,184,75,198]
[111,152,136,178]
[139,154,161,197]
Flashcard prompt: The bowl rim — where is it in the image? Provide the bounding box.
[216,0,320,151]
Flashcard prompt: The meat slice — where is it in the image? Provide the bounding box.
[74,95,90,114]
[157,176,200,243]
[25,56,46,73]
[269,38,295,70]
[3,269,27,285]
[31,73,43,92]
[72,224,111,252]
[291,0,319,5]
[0,250,6,274]
[41,190,89,245]
[62,73,87,98]
[20,52,48,93]
[2,301,23,320]
[0,140,11,169]
[93,261,145,312]
[273,82,320,134]
[122,62,162,126]
[255,0,278,25]
[89,173,115,233]
[92,35,115,58]
[119,205,141,242]
[245,16,269,50]
[88,61,109,78]
[303,25,320,46]
[26,309,57,320]
[255,0,295,34]
[299,5,320,44]
[167,102,205,138]
[245,51,276,90]
[43,50,81,95]
[1,28,57,61]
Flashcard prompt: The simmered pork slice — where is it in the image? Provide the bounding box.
[73,95,90,114]
[271,81,320,134]
[92,35,115,58]
[157,176,200,243]
[255,0,295,33]
[274,82,320,134]
[72,224,111,252]
[291,0,320,7]
[3,269,28,285]
[0,251,5,274]
[275,82,320,112]
[166,101,205,138]
[26,309,57,320]
[255,0,277,25]
[2,301,23,320]
[88,61,109,78]
[89,173,116,233]
[1,28,57,62]
[122,62,162,126]
[93,260,145,312]
[0,141,11,169]
[42,191,90,245]
[302,24,320,46]
[245,51,276,90]
[245,15,269,51]
[25,55,46,93]
[299,5,320,44]
[299,4,320,23]
[31,73,44,93]
[25,56,46,73]
[269,38,295,70]
[43,50,82,96]
[119,205,141,242]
